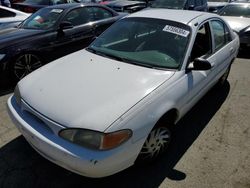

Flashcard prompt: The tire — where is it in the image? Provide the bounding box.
[12,53,43,81]
[136,125,171,163]
[217,65,231,87]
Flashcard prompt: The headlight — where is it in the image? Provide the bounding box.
[59,129,132,150]
[14,85,21,106]
[0,54,6,61]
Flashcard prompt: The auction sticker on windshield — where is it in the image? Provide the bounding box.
[163,25,190,37]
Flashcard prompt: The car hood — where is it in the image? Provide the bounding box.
[106,0,146,7]
[0,27,47,50]
[19,49,175,132]
[222,16,250,32]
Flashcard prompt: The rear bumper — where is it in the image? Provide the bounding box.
[7,95,144,178]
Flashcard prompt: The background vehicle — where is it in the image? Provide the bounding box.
[0,5,30,28]
[101,0,147,13]
[219,2,250,47]
[0,0,11,7]
[0,3,125,87]
[77,0,149,13]
[151,0,208,11]
[8,9,239,178]
[12,0,78,13]
[208,0,228,13]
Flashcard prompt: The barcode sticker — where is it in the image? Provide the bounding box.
[163,25,190,37]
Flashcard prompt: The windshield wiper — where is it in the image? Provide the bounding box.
[86,47,97,53]
[86,47,127,62]
[86,47,176,70]
[120,59,177,70]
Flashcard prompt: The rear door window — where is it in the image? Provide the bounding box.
[211,20,231,51]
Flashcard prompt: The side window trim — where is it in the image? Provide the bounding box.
[208,20,216,53]
[189,20,213,62]
[202,21,212,59]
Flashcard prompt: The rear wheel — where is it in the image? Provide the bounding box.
[137,126,171,163]
[12,53,43,81]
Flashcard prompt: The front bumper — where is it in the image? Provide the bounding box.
[7,95,144,178]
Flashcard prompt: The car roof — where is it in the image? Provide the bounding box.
[127,9,214,25]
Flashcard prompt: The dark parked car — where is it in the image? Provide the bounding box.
[208,1,228,13]
[0,3,126,87]
[219,2,250,48]
[101,0,147,13]
[12,0,77,13]
[151,0,208,11]
[77,0,148,13]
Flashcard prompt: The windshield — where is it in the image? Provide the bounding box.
[88,18,190,70]
[21,8,63,30]
[151,0,186,9]
[219,4,250,17]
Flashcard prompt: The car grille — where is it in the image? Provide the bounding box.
[24,110,53,133]
[21,99,65,135]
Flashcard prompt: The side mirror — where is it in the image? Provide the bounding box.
[188,58,212,71]
[59,21,73,30]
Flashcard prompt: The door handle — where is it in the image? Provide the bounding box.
[230,47,234,54]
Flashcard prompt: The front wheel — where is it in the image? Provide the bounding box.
[137,126,171,163]
[12,53,43,81]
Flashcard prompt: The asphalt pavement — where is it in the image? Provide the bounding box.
[0,51,249,188]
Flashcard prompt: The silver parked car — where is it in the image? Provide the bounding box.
[8,9,239,178]
[0,5,30,29]
[219,2,250,47]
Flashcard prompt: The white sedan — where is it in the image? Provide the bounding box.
[7,9,239,178]
[219,3,250,47]
[0,5,30,29]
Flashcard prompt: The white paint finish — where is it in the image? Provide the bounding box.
[127,9,204,24]
[19,49,174,131]
[7,96,145,177]
[8,10,240,177]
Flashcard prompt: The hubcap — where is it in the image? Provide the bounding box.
[14,54,42,80]
[139,127,171,159]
